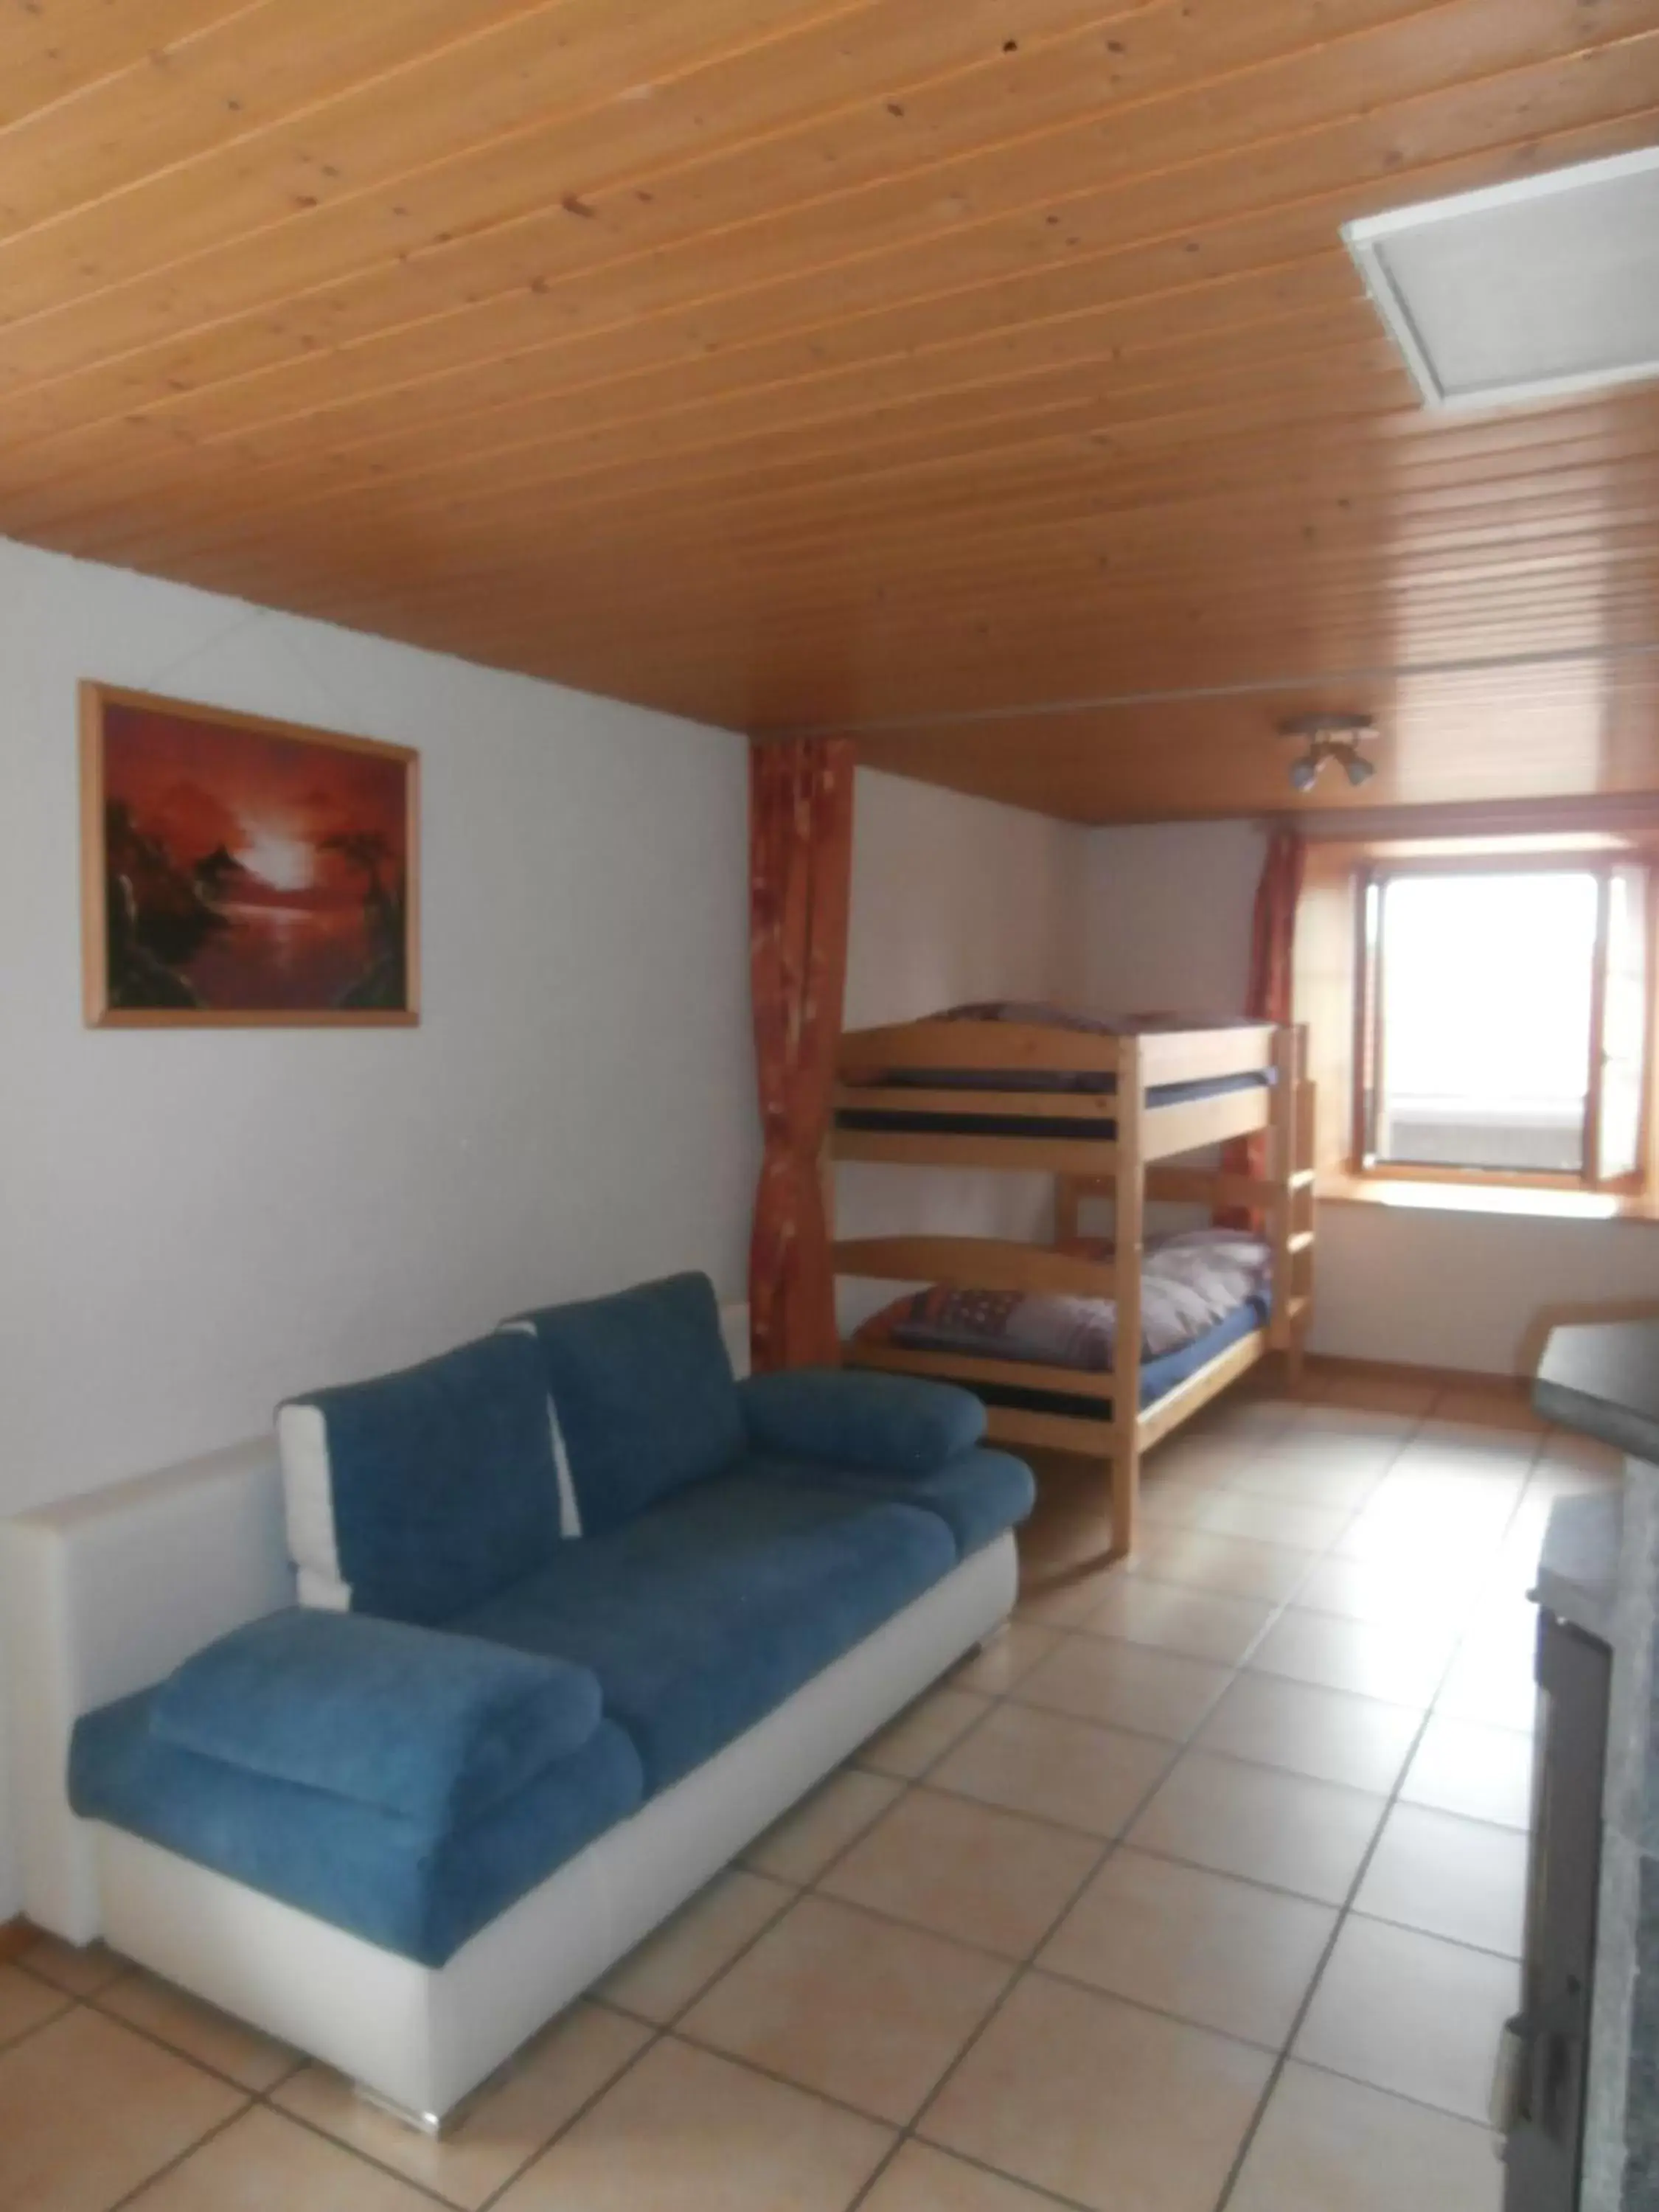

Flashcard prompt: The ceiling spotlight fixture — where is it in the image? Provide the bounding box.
[1279,712,1380,795]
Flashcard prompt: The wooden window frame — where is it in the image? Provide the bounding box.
[1349,849,1657,1198]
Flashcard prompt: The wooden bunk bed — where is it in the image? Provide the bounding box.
[827,1012,1316,1562]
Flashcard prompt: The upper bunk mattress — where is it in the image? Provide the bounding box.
[854,1228,1271,1412]
[836,1002,1270,1141]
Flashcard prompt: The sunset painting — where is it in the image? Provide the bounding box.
[82,686,419,1026]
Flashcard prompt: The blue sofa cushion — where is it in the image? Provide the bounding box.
[739,1369,987,1473]
[72,1692,643,1969]
[448,1470,957,1792]
[279,1332,563,1626]
[505,1273,745,1534]
[152,1610,603,1829]
[750,1445,1034,1560]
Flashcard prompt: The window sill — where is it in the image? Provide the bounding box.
[1315,1174,1659,1225]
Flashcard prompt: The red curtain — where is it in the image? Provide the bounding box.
[748,737,856,1373]
[1220,827,1305,1218]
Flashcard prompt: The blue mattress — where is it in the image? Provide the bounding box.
[836,1070,1270,1144]
[942,1295,1269,1422]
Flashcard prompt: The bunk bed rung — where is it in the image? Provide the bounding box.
[832,1235,1114,1298]
[846,1339,1114,1402]
[1143,1085,1270,1164]
[838,1019,1120,1078]
[834,1082,1117,1122]
[1284,1230,1315,1256]
[831,1127,1121,1175]
[1137,1329,1269,1452]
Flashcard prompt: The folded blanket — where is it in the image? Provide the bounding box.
[857,1228,1270,1374]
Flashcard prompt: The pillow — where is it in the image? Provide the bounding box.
[151,1607,603,1828]
[279,1331,563,1625]
[738,1369,987,1472]
[504,1273,745,1533]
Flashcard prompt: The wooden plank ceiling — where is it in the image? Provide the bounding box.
[2,0,1658,822]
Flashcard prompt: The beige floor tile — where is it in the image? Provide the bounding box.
[100,1968,299,2091]
[495,2035,891,2212]
[1332,1503,1507,1573]
[919,1969,1272,2212]
[742,1769,905,1884]
[1079,1578,1276,1666]
[821,1786,1099,1958]
[1016,1573,1115,1629]
[16,1933,127,1996]
[0,1964,69,2050]
[1140,1476,1239,1531]
[681,1893,1010,2124]
[1437,1641,1540,1734]
[1293,1916,1519,2123]
[1196,1674,1422,1795]
[1312,1374,1437,1417]
[1401,1712,1535,1829]
[950,1621,1062,1694]
[1250,1607,1455,1707]
[597,1868,793,2023]
[931,1700,1173,1837]
[1129,1526,1315,1604]
[860,2139,1062,2211]
[1293,1552,1478,1629]
[0,2005,244,2212]
[1226,1457,1386,1512]
[1141,1438,1249,1490]
[1016,1633,1233,1743]
[1040,1846,1335,2049]
[126,2104,434,2211]
[1228,2059,1503,2212]
[1354,1804,1529,1958]
[857,1686,994,1779]
[1129,1752,1387,1905]
[274,2001,650,2209]
[1190,1492,1355,1551]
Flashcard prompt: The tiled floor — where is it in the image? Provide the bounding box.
[0,1371,1614,2212]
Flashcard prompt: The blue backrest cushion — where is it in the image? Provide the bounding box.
[739,1368,987,1473]
[151,1608,604,1829]
[279,1330,563,1625]
[506,1273,745,1532]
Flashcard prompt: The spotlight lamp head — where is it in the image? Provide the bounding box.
[1278,711,1380,795]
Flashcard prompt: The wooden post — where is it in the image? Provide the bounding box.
[1268,1023,1300,1387]
[1111,1037,1144,1560]
[1054,1174,1081,1244]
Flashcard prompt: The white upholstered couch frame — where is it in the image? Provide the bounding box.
[0,1438,1014,2124]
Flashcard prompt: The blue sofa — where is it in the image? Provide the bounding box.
[60,1273,1033,2122]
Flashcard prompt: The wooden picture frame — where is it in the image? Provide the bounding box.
[81,682,420,1028]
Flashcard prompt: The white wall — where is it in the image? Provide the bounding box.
[0,535,761,1918]
[840,769,1091,1268]
[0,546,1096,1921]
[1085,819,1659,1375]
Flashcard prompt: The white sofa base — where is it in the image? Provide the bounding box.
[10,1433,1014,2118]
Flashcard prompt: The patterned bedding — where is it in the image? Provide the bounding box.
[855,1227,1271,1375]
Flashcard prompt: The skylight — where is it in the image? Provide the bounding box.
[1343,147,1659,411]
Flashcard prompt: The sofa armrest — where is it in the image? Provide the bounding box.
[145,1610,602,1828]
[737,1369,987,1475]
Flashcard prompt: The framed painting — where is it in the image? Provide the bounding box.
[81,683,420,1027]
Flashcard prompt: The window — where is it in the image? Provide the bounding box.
[1354,857,1654,1190]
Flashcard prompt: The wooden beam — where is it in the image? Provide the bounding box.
[832,1235,1114,1297]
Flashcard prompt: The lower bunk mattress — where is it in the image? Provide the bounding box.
[854,1228,1271,1419]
